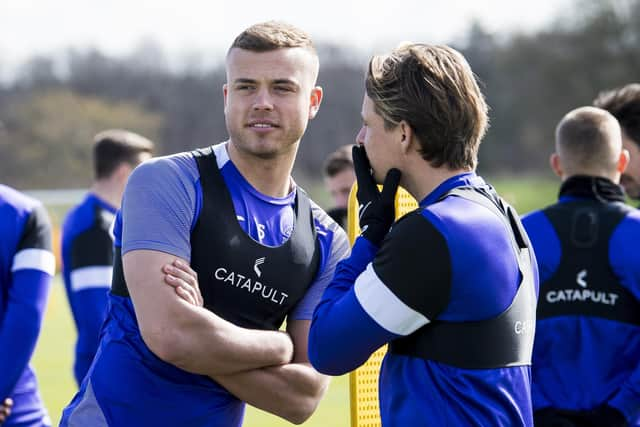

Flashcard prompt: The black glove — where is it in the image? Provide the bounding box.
[352,145,401,245]
[533,408,577,427]
[586,404,627,427]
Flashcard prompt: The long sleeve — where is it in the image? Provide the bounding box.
[67,222,113,385]
[309,237,398,375]
[0,269,52,399]
[309,212,453,376]
[0,205,54,399]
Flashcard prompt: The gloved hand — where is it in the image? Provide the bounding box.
[586,404,627,427]
[352,145,401,245]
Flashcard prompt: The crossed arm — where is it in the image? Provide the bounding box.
[124,250,293,375]
[126,250,329,424]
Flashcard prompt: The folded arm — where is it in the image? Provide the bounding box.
[125,249,293,376]
[163,258,329,424]
[212,320,329,424]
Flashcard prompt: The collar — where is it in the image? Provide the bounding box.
[420,172,484,207]
[558,175,626,204]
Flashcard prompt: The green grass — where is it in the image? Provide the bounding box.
[489,176,558,215]
[31,176,560,426]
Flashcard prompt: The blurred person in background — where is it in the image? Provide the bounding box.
[594,83,640,205]
[61,129,154,386]
[308,42,538,426]
[522,106,640,427]
[1,185,55,427]
[60,21,349,427]
[322,144,356,229]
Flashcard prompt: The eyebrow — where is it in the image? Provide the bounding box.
[272,79,298,86]
[233,78,257,85]
[232,78,300,88]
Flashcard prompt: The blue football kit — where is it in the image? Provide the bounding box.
[0,185,54,427]
[309,173,539,426]
[60,142,350,427]
[522,176,640,426]
[61,194,116,385]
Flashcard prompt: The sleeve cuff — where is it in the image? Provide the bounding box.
[348,237,379,270]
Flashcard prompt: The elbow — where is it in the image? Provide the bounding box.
[141,326,185,366]
[284,407,315,425]
[283,383,328,425]
[309,357,350,376]
[283,407,313,425]
[308,336,351,376]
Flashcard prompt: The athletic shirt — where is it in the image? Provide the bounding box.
[0,185,54,427]
[522,175,640,425]
[309,172,538,427]
[59,142,350,427]
[61,193,116,385]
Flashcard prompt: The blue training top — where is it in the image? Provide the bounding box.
[0,185,54,427]
[309,173,539,427]
[522,179,640,426]
[60,142,350,427]
[61,193,117,386]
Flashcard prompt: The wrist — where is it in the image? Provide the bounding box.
[360,223,389,246]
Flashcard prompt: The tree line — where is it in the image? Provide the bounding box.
[0,0,638,190]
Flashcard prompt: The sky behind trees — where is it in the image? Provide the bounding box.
[1,0,572,76]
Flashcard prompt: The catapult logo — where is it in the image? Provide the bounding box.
[254,257,265,278]
[576,269,587,288]
[214,257,288,305]
[545,268,619,306]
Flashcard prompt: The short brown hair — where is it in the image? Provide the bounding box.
[323,145,354,177]
[555,106,621,174]
[593,83,640,147]
[365,43,488,170]
[229,21,316,54]
[93,129,154,179]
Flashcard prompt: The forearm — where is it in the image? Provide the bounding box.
[158,308,294,376]
[73,288,109,383]
[0,270,50,398]
[309,238,395,375]
[0,307,40,399]
[125,250,293,375]
[214,362,329,424]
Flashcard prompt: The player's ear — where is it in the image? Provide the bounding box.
[549,153,563,178]
[398,120,413,155]
[223,84,229,113]
[617,149,630,174]
[308,86,323,120]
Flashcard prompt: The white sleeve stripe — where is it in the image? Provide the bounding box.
[70,266,113,291]
[354,263,429,336]
[12,248,55,275]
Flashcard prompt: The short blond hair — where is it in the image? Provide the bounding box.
[228,21,316,54]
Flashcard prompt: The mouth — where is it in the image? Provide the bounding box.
[246,120,279,129]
